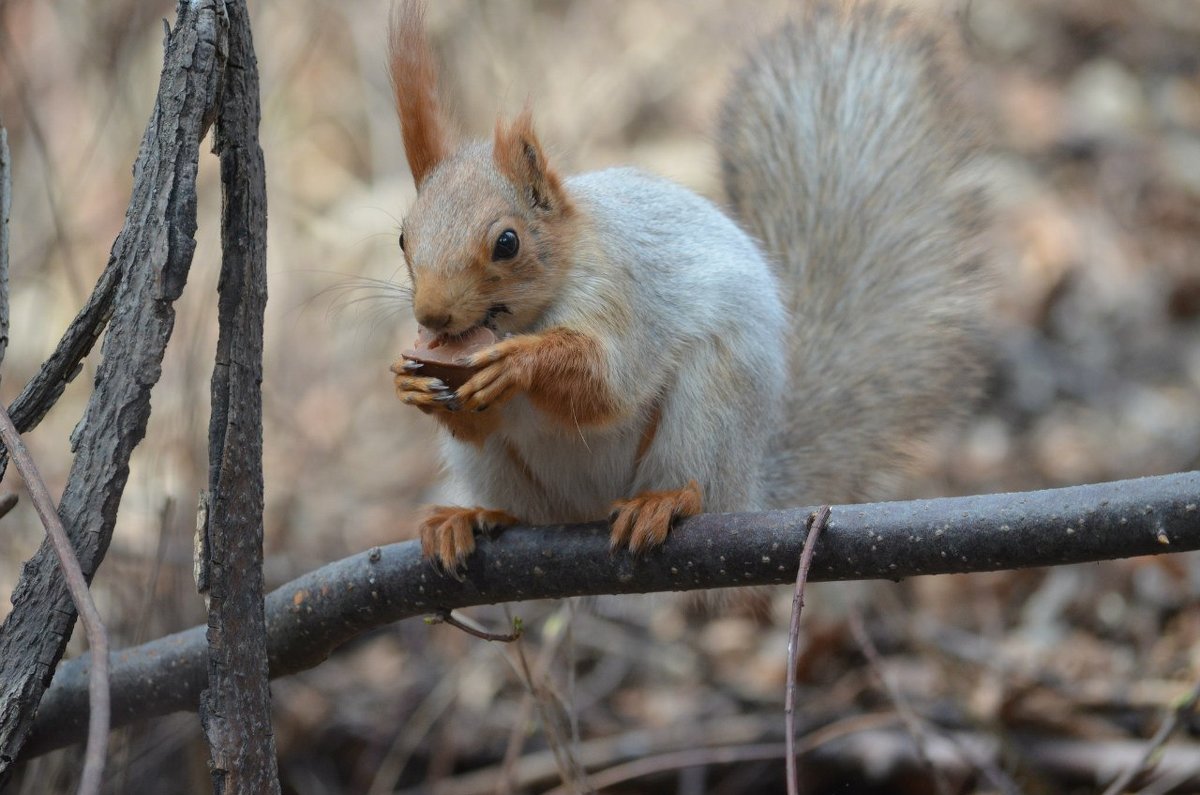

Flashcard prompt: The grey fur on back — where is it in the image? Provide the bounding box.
[718,1,990,507]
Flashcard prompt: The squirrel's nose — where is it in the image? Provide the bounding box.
[417,312,453,332]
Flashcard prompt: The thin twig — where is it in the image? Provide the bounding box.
[498,691,537,795]
[544,712,903,795]
[497,603,574,795]
[0,120,11,368]
[1137,763,1198,795]
[786,504,829,795]
[427,609,523,642]
[0,404,109,795]
[364,656,481,795]
[941,724,1025,795]
[1101,677,1200,795]
[849,609,957,795]
[564,599,582,756]
[504,605,594,794]
[562,742,790,795]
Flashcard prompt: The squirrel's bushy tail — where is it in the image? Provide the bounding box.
[718,0,990,507]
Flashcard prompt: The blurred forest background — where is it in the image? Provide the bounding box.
[1,0,1199,792]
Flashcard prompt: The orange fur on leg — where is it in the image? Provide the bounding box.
[609,480,703,554]
[419,505,520,574]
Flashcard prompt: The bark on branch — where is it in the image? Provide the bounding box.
[0,405,109,795]
[197,0,278,790]
[0,0,224,777]
[23,470,1199,758]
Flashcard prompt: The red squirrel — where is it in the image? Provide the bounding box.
[387,1,989,574]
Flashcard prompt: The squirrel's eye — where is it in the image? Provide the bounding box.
[398,232,405,252]
[492,229,519,261]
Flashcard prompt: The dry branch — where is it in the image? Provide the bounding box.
[406,715,1200,795]
[0,0,226,777]
[0,406,109,795]
[22,470,1200,758]
[0,121,10,368]
[195,1,278,791]
[786,505,828,795]
[808,728,1200,792]
[849,610,955,795]
[1101,678,1200,795]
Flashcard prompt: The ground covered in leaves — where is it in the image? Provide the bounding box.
[1,0,1199,792]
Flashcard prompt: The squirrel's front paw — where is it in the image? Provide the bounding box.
[609,480,703,555]
[419,505,520,576]
[391,361,458,413]
[454,336,537,412]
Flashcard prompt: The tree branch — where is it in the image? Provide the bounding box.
[1101,677,1200,795]
[0,0,226,776]
[786,505,828,795]
[0,405,109,795]
[0,120,11,370]
[19,471,1200,759]
[197,1,278,791]
[0,250,121,475]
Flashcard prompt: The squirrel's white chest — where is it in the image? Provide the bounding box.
[443,397,642,524]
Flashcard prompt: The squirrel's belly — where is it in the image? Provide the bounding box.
[479,399,642,524]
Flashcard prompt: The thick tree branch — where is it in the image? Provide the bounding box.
[197,1,278,791]
[0,0,225,776]
[22,471,1199,759]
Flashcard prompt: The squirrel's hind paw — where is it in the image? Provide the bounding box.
[419,505,520,576]
[609,480,703,555]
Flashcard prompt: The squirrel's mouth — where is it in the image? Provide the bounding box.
[480,303,511,331]
[433,304,510,344]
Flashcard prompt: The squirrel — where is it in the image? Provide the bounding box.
[387,0,989,573]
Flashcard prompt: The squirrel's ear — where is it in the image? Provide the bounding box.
[389,0,453,188]
[493,107,569,213]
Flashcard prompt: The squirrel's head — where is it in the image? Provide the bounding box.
[399,113,576,338]
[389,1,574,339]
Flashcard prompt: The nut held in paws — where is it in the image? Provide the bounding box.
[401,326,497,390]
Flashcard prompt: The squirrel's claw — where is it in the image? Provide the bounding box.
[389,358,426,375]
[393,372,455,412]
[419,505,521,575]
[608,480,703,555]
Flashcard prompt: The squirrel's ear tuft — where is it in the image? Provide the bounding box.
[389,0,454,188]
[493,107,570,213]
